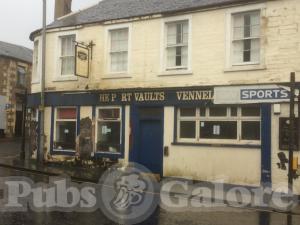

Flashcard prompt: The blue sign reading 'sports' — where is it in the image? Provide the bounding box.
[241,88,290,100]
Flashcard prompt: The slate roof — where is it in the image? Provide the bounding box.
[30,0,261,39]
[0,41,33,63]
[49,0,260,28]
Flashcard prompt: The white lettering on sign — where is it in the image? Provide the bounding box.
[240,89,289,100]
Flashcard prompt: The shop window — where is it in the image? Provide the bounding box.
[180,121,196,139]
[209,106,227,117]
[177,106,261,144]
[241,121,260,140]
[96,107,122,153]
[200,121,237,139]
[60,35,76,75]
[110,28,129,73]
[241,106,260,116]
[180,107,196,117]
[54,107,77,151]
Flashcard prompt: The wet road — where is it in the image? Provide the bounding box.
[0,167,299,225]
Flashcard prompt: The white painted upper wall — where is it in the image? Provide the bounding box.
[31,0,300,93]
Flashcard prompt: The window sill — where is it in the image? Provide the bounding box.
[31,80,40,85]
[53,76,78,82]
[158,70,193,77]
[224,64,266,72]
[171,142,261,149]
[102,74,132,79]
[52,149,76,156]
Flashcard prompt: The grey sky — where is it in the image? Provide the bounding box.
[0,0,101,49]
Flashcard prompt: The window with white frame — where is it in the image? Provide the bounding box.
[96,107,122,153]
[109,28,129,73]
[54,107,77,151]
[177,106,261,143]
[165,20,189,70]
[231,10,261,65]
[60,35,76,75]
[32,40,39,82]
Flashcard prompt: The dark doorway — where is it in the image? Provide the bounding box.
[130,106,164,175]
[15,110,23,137]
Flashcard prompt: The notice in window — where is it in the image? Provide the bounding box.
[213,125,220,135]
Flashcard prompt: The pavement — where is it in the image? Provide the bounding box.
[0,139,300,221]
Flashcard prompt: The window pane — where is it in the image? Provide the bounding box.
[242,121,260,140]
[17,66,26,86]
[180,108,196,117]
[111,28,128,52]
[111,52,128,72]
[167,21,188,46]
[244,14,251,38]
[241,106,260,117]
[233,40,243,64]
[167,47,176,67]
[209,106,227,117]
[233,14,243,40]
[97,121,121,153]
[61,35,75,56]
[55,121,76,150]
[167,23,177,45]
[200,108,206,117]
[231,107,238,116]
[251,39,260,62]
[57,108,77,120]
[243,39,251,62]
[182,22,189,44]
[61,56,75,75]
[99,108,120,120]
[180,121,196,139]
[200,121,237,139]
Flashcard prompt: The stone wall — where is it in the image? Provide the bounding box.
[0,56,32,137]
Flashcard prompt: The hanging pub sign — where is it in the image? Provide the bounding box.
[75,43,90,78]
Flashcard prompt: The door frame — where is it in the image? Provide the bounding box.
[129,105,164,175]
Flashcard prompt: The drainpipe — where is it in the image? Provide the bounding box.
[38,0,46,164]
[288,72,295,195]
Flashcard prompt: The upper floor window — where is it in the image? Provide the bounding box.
[32,40,39,82]
[60,35,76,75]
[17,66,26,87]
[231,10,260,65]
[166,20,189,70]
[110,28,129,73]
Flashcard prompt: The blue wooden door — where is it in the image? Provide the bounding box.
[130,107,164,175]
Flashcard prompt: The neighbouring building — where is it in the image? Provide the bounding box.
[0,41,32,137]
[28,0,300,193]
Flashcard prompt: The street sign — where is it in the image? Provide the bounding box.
[214,85,291,104]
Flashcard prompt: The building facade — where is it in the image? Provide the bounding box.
[0,41,32,137]
[29,0,300,192]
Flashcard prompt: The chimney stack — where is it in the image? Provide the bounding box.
[54,0,72,20]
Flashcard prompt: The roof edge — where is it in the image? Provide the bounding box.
[29,0,266,41]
